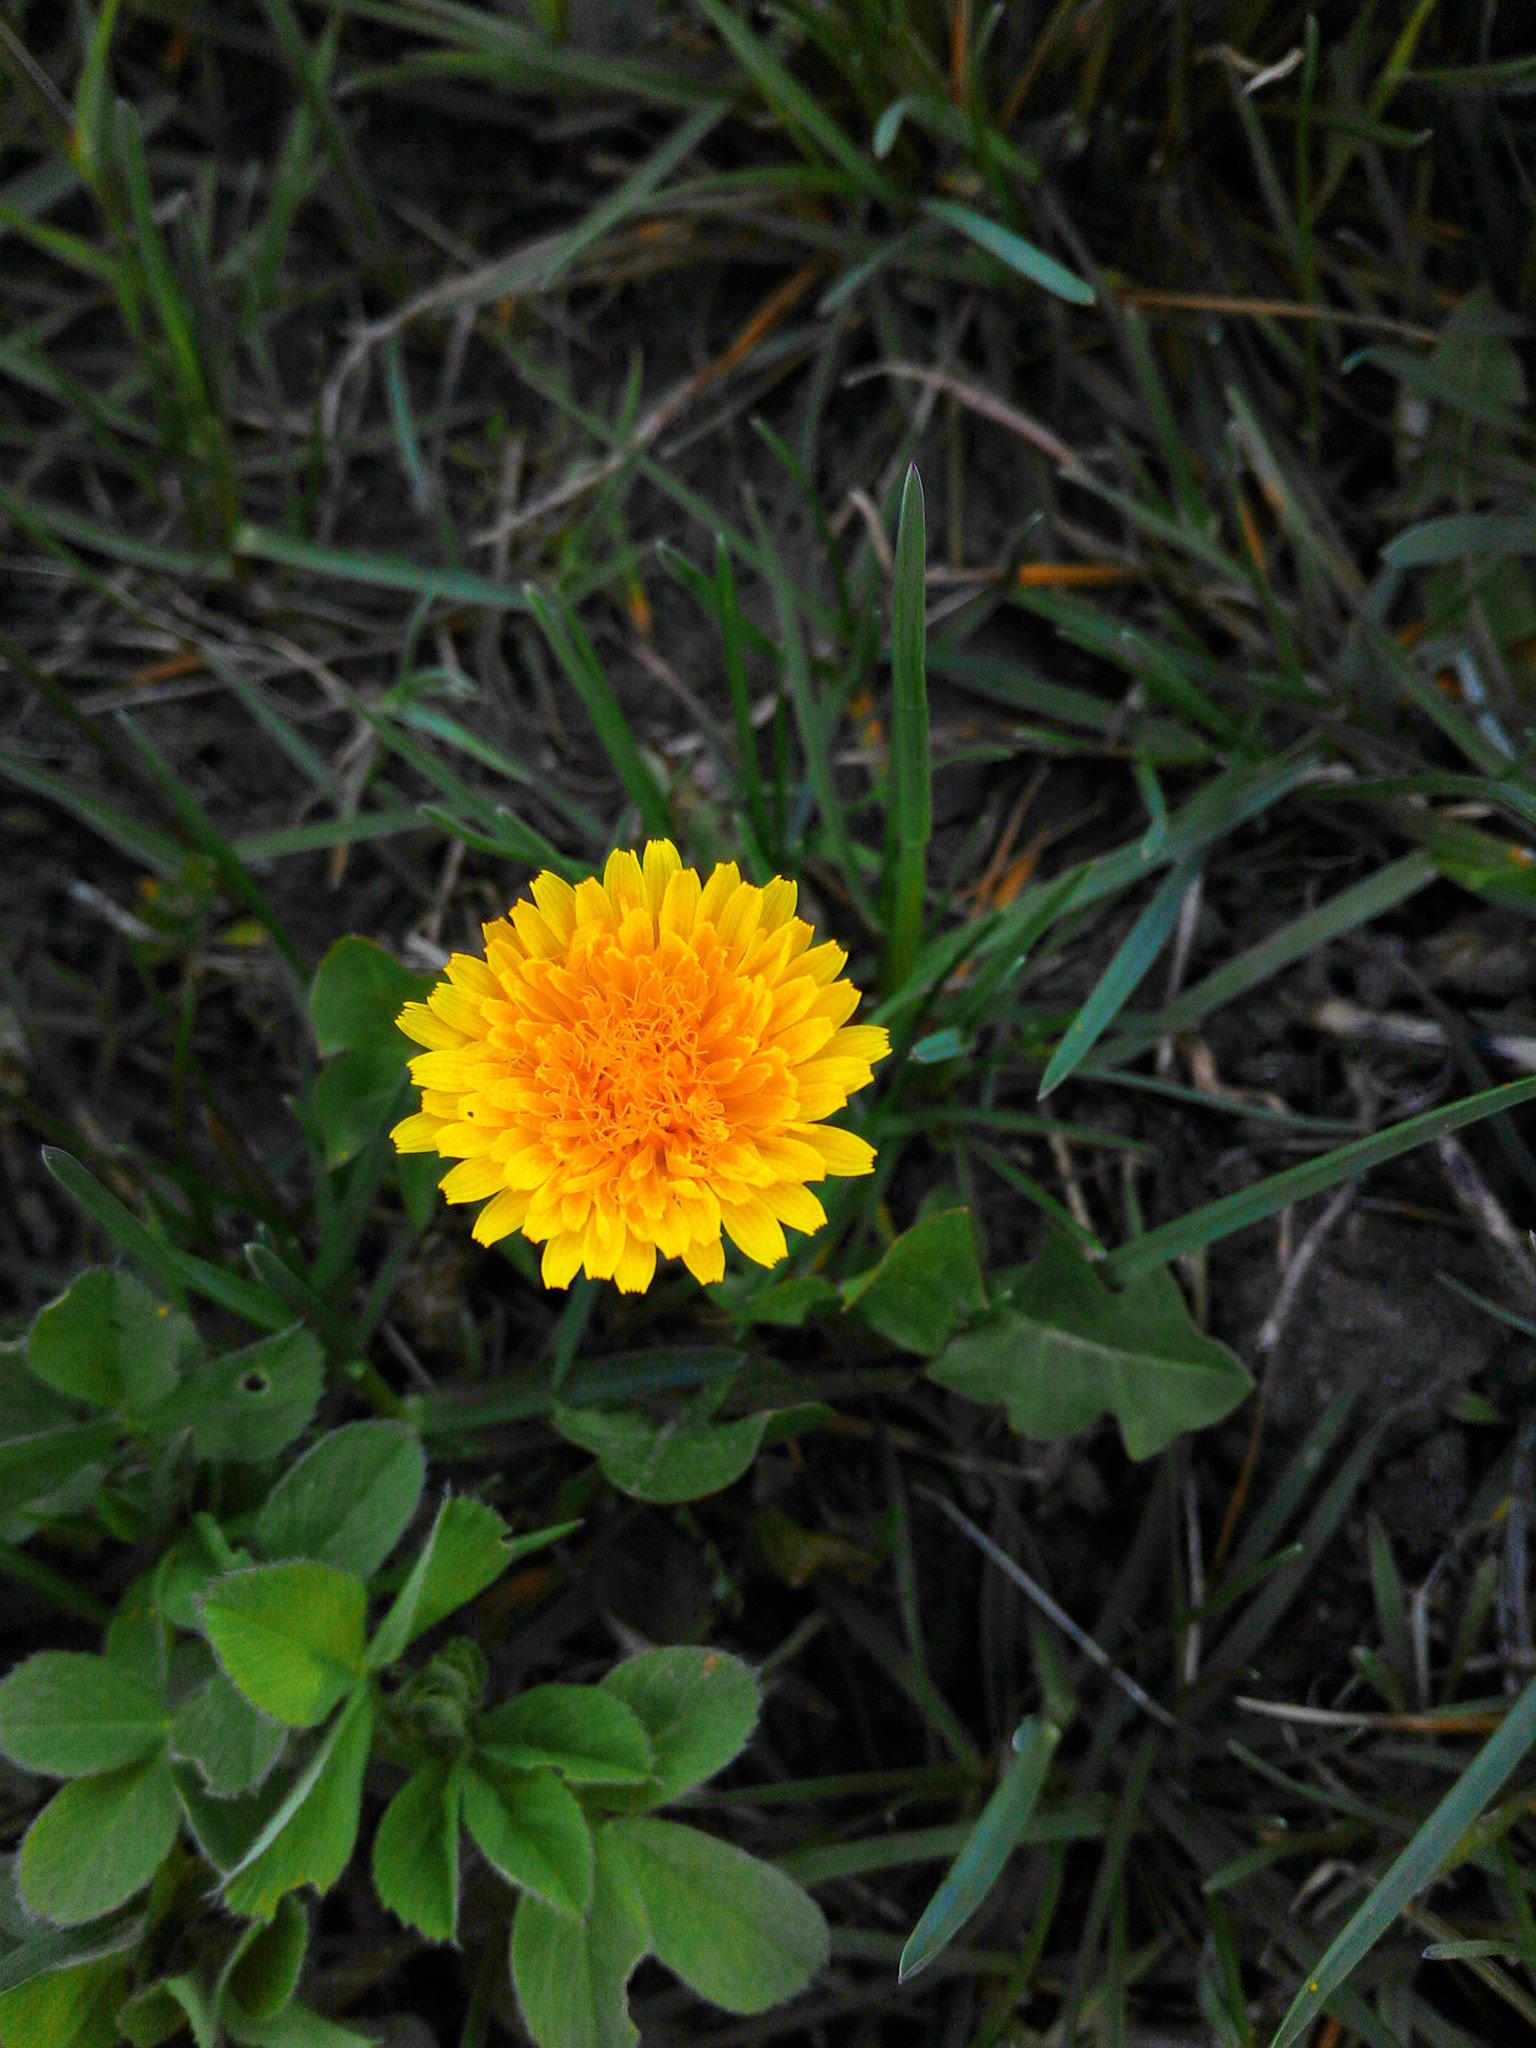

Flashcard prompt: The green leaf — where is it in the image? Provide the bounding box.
[311,1050,408,1171]
[371,1758,460,1942]
[1271,1672,1536,2046]
[723,1276,839,1328]
[118,1973,217,2048]
[169,1672,287,1797]
[104,1580,168,1696]
[930,1231,1252,1458]
[221,1687,375,1921]
[479,1686,654,1788]
[222,1895,308,2022]
[224,1998,375,2047]
[0,1958,128,2048]
[143,1329,324,1464]
[923,199,1094,304]
[608,1819,828,2014]
[552,1402,769,1505]
[309,937,431,1059]
[253,1421,425,1579]
[1383,509,1536,567]
[0,1424,119,1516]
[27,1270,186,1415]
[200,1564,366,1727]
[0,1654,167,1778]
[19,1758,179,1926]
[511,1826,650,2048]
[366,1495,513,1669]
[842,1209,987,1356]
[899,1718,1061,1982]
[461,1762,594,1917]
[0,1899,142,2000]
[599,1648,758,1808]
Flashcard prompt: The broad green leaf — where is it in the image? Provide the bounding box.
[19,1758,179,1925]
[222,1894,308,2022]
[27,1270,186,1414]
[552,1403,769,1505]
[511,1827,650,2048]
[143,1330,323,1464]
[599,1648,758,1809]
[479,1686,654,1787]
[0,1654,167,1778]
[461,1762,593,1917]
[930,1231,1252,1458]
[308,937,430,1058]
[0,1342,74,1441]
[1271,1672,1536,2046]
[200,1564,366,1727]
[0,1957,128,2048]
[899,1718,1061,1982]
[221,1688,375,1921]
[170,1672,287,1797]
[366,1495,513,1669]
[1383,509,1536,567]
[173,1767,289,1877]
[841,1209,986,1356]
[254,1421,425,1580]
[371,1759,460,1941]
[608,1819,828,2014]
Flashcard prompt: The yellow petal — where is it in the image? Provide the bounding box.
[660,866,702,938]
[472,1186,531,1245]
[697,860,742,926]
[719,1197,787,1269]
[541,1230,586,1289]
[445,953,500,1000]
[391,1111,445,1153]
[396,1002,466,1052]
[531,871,578,944]
[603,847,646,912]
[760,1182,827,1235]
[759,875,798,931]
[441,1156,505,1203]
[614,1234,658,1294]
[641,839,683,912]
[796,1124,877,1177]
[428,982,487,1037]
[827,1024,891,1065]
[683,1237,726,1285]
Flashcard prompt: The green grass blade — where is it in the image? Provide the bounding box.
[521,584,670,839]
[0,749,183,878]
[233,523,526,609]
[882,464,930,995]
[899,1717,1062,1983]
[923,200,1094,305]
[714,535,775,874]
[1040,855,1199,1097]
[1270,1675,1536,2047]
[693,0,897,205]
[1102,1074,1536,1284]
[42,1149,293,1331]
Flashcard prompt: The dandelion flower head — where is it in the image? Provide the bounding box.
[392,840,890,1293]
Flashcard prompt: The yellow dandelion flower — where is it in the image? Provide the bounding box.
[391,840,891,1294]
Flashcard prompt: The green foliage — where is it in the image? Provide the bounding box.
[931,1231,1252,1458]
[842,1207,988,1356]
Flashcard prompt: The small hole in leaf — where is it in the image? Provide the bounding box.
[241,1370,269,1395]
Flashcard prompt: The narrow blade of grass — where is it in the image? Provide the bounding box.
[882,464,931,995]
